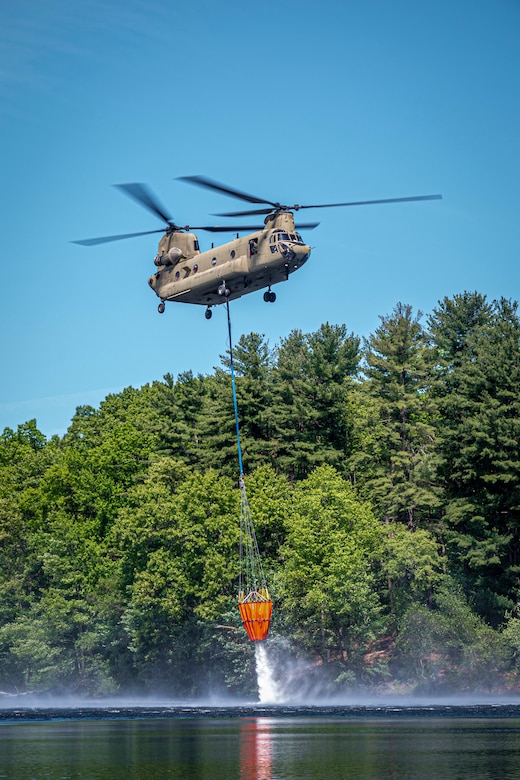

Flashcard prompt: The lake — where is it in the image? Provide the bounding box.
[1,703,520,779]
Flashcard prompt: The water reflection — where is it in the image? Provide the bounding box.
[2,707,520,779]
[240,718,273,780]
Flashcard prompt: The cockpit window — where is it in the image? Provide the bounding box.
[270,230,304,244]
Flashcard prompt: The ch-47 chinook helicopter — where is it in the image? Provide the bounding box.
[73,177,441,319]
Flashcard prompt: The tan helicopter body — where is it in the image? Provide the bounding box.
[73,177,441,319]
[149,211,310,316]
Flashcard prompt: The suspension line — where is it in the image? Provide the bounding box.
[225,298,272,642]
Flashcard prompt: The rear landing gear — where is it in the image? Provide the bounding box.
[263,288,276,303]
[158,302,166,314]
[205,307,213,320]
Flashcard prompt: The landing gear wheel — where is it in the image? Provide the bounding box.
[205,307,213,320]
[263,291,270,303]
[269,291,276,303]
[158,302,166,314]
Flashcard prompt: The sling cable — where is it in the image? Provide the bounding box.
[226,299,272,642]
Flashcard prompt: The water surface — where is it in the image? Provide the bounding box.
[1,704,520,779]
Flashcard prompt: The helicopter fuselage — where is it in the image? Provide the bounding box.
[73,177,441,316]
[148,211,311,307]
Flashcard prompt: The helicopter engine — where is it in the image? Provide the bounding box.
[168,247,183,264]
[154,246,183,267]
[154,246,184,267]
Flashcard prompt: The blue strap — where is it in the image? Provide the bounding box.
[226,300,244,478]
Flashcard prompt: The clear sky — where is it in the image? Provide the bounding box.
[1,0,519,438]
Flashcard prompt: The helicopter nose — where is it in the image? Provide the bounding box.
[278,242,311,270]
[295,243,311,264]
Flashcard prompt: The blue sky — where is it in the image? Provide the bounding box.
[1,0,519,438]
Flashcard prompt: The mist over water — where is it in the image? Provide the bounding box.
[3,637,520,713]
[2,691,520,721]
[251,639,520,709]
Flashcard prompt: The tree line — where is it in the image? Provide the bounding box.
[1,290,520,698]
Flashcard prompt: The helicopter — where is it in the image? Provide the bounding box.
[73,177,442,319]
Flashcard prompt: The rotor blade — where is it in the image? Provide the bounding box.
[177,175,277,208]
[195,222,320,232]
[114,183,173,224]
[72,228,167,246]
[296,194,443,209]
[214,194,442,217]
[214,207,273,217]
[195,224,267,233]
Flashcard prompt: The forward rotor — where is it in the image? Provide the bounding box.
[178,175,442,218]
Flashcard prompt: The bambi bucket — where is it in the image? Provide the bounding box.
[238,595,273,642]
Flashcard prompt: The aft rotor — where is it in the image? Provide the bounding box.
[71,182,278,246]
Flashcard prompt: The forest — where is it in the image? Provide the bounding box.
[1,290,520,700]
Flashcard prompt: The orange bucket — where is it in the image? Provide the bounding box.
[238,596,272,642]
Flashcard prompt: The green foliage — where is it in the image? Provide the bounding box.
[349,303,441,527]
[1,297,520,696]
[427,290,492,373]
[502,614,520,676]
[394,582,510,692]
[152,371,208,463]
[429,296,520,624]
[384,524,445,616]
[279,466,385,681]
[269,324,360,478]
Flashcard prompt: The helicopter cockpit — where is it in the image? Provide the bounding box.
[269,229,309,264]
[269,230,305,245]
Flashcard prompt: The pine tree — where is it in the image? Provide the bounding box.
[350,303,441,527]
[199,332,274,476]
[270,323,360,479]
[427,291,492,373]
[152,371,207,465]
[429,296,520,623]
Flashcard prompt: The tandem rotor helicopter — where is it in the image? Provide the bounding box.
[73,176,442,320]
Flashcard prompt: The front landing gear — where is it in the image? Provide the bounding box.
[205,306,213,320]
[158,301,166,314]
[263,287,276,303]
